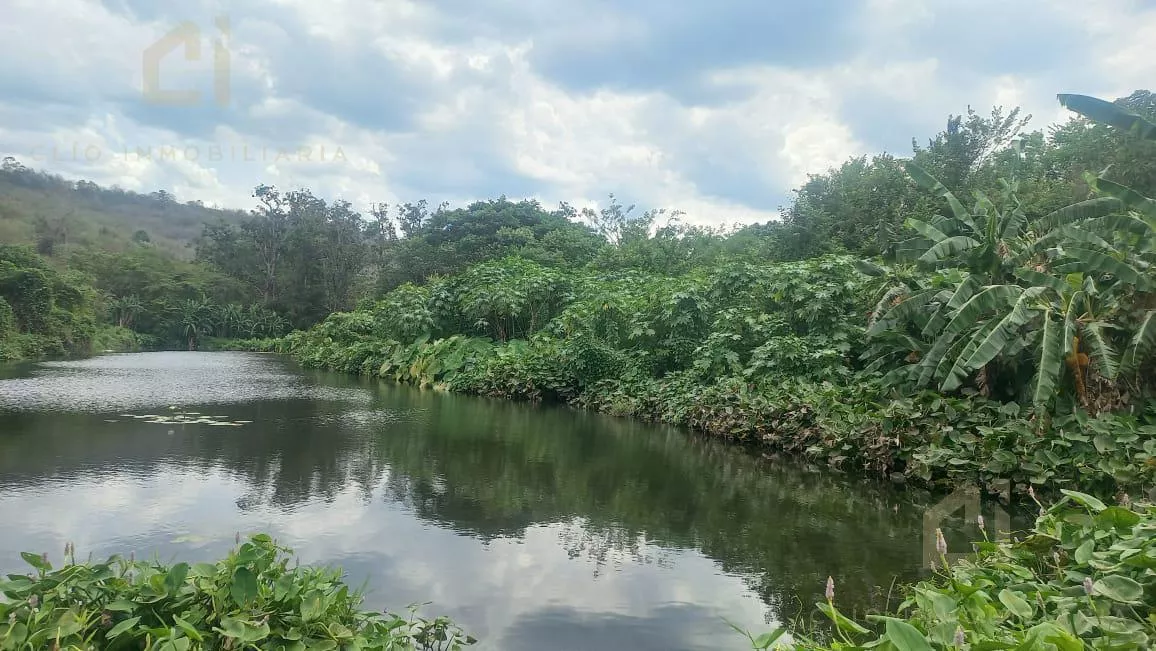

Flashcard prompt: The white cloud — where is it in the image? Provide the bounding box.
[0,0,1152,226]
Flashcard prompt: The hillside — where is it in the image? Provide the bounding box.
[0,157,247,259]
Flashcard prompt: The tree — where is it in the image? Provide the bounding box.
[911,105,1031,194]
[246,184,291,304]
[107,294,143,328]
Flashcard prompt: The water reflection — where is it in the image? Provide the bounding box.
[0,352,978,649]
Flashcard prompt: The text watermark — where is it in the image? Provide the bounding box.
[923,480,1011,568]
[25,144,348,165]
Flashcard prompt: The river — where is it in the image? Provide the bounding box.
[0,351,958,650]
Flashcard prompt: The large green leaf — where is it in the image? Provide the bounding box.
[921,275,981,339]
[940,285,1026,342]
[107,616,142,639]
[230,567,258,605]
[918,236,981,265]
[919,285,1025,387]
[998,589,1034,619]
[1032,225,1116,255]
[916,328,959,388]
[1032,309,1063,408]
[164,563,189,595]
[1039,197,1124,230]
[939,317,1002,391]
[1014,268,1068,298]
[1092,576,1144,604]
[1121,310,1156,373]
[904,162,974,229]
[904,217,950,242]
[959,287,1046,374]
[1058,93,1156,140]
[1088,176,1156,223]
[999,206,1028,242]
[1055,246,1145,287]
[868,287,940,336]
[1081,321,1120,380]
[853,259,888,277]
[883,617,934,651]
[869,286,907,326]
[1086,213,1155,239]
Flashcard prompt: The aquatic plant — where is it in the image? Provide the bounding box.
[749,492,1155,649]
[0,534,473,650]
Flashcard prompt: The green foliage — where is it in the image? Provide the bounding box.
[378,197,605,290]
[443,257,572,341]
[0,296,13,335]
[0,245,99,359]
[759,494,1156,650]
[865,92,1156,410]
[91,325,141,353]
[0,534,472,650]
[279,251,1156,496]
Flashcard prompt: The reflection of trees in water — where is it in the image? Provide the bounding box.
[353,380,936,623]
[556,519,673,578]
[1,371,957,624]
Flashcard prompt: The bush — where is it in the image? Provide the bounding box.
[92,325,141,353]
[0,534,473,650]
[751,492,1156,649]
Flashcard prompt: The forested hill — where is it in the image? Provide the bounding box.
[0,157,247,259]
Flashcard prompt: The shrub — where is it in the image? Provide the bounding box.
[751,492,1156,649]
[0,534,472,650]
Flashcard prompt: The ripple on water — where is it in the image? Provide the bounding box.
[0,351,367,412]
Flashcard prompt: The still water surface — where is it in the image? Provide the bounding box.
[0,352,944,650]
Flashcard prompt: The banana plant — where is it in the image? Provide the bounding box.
[868,159,1152,407]
[1058,93,1156,382]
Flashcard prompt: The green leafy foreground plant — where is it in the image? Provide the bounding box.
[0,534,473,650]
[748,491,1155,649]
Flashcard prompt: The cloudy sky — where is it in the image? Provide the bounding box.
[1,0,1153,226]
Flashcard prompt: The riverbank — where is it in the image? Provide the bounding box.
[0,325,143,362]
[256,325,1154,499]
[750,491,1155,649]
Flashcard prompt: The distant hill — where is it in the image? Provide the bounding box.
[0,158,247,259]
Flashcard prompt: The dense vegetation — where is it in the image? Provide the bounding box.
[273,92,1156,497]
[748,491,1155,650]
[0,534,472,650]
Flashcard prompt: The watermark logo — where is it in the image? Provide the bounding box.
[142,16,231,107]
[923,480,1010,568]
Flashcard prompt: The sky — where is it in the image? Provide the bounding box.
[1,0,1154,227]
